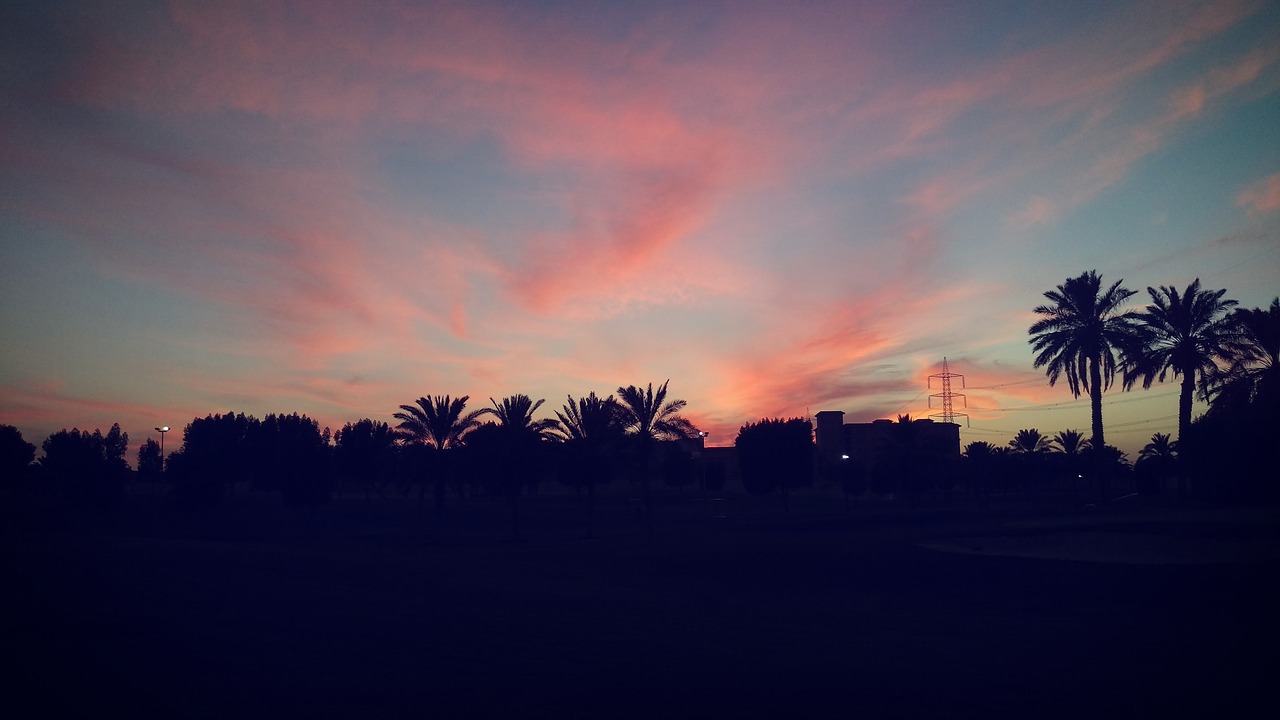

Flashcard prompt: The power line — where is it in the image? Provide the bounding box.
[966,388,1180,413]
[966,378,1044,390]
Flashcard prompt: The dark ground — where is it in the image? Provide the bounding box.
[3,488,1278,719]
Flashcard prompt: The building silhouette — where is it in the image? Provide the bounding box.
[814,411,961,474]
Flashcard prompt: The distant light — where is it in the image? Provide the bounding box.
[698,431,709,438]
[156,426,170,433]
[841,454,850,460]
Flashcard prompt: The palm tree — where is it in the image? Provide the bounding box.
[616,380,697,523]
[1008,428,1053,454]
[476,394,560,540]
[1029,270,1143,450]
[1210,297,1280,409]
[555,392,624,442]
[1126,279,1238,443]
[1139,432,1178,462]
[1135,432,1179,496]
[963,440,997,506]
[394,395,484,450]
[393,395,484,513]
[1052,429,1088,455]
[1049,428,1089,492]
[555,392,626,537]
[481,394,561,442]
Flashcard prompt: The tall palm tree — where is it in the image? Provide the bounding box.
[1126,279,1238,443]
[616,380,697,522]
[1029,270,1143,450]
[394,395,484,513]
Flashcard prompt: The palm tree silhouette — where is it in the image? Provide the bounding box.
[1139,432,1178,462]
[394,395,484,513]
[1052,429,1088,455]
[555,392,624,442]
[394,395,484,450]
[555,392,626,537]
[481,394,561,441]
[477,394,560,540]
[1211,297,1280,409]
[616,380,696,524]
[1051,428,1088,491]
[1008,428,1053,454]
[1126,279,1238,443]
[1029,270,1142,450]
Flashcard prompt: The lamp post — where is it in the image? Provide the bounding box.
[154,426,169,472]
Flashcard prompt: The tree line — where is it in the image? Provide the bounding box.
[3,271,1276,524]
[1,382,716,537]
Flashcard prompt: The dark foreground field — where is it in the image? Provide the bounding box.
[4,489,1278,719]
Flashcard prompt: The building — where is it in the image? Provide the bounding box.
[814,411,960,473]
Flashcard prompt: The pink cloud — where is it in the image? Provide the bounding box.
[1237,174,1280,215]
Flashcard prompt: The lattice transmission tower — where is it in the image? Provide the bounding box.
[928,357,969,426]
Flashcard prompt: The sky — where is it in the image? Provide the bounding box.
[2,0,1278,461]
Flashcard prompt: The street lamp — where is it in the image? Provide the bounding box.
[155,426,169,472]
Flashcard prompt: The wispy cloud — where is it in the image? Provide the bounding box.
[1238,174,1280,215]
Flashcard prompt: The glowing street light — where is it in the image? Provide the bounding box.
[155,426,169,472]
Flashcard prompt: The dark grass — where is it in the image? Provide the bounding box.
[3,490,1278,719]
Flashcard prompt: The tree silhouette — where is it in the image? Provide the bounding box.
[334,419,398,501]
[1007,428,1052,493]
[137,438,163,482]
[480,394,561,442]
[1008,428,1052,454]
[394,395,484,514]
[963,440,999,506]
[168,412,260,512]
[554,392,626,537]
[39,424,129,508]
[1127,279,1238,444]
[1138,432,1178,463]
[1051,429,1088,455]
[1135,432,1178,495]
[1079,444,1131,499]
[471,395,560,540]
[871,415,934,504]
[1210,297,1280,410]
[616,380,696,524]
[1,425,37,507]
[735,417,814,511]
[555,392,624,442]
[255,413,333,510]
[1029,270,1142,450]
[1051,429,1088,492]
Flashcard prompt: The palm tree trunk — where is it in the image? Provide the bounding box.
[1178,372,1195,445]
[1178,371,1195,499]
[1089,356,1105,450]
[1089,356,1107,501]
